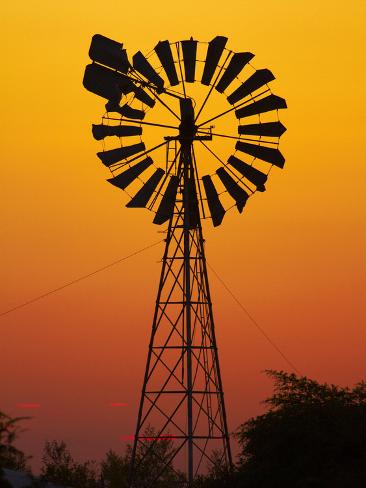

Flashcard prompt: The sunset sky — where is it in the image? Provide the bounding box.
[2,0,366,471]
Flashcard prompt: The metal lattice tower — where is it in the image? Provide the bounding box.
[83,34,287,487]
[129,120,232,486]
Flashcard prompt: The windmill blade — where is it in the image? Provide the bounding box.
[118,104,145,120]
[227,69,275,105]
[238,121,286,137]
[235,94,287,118]
[84,66,148,108]
[236,141,285,168]
[155,41,179,86]
[215,52,254,93]
[132,86,156,107]
[153,176,179,224]
[201,36,228,86]
[216,167,249,213]
[102,73,155,106]
[97,143,146,166]
[89,34,129,73]
[107,157,153,190]
[181,39,197,82]
[92,124,142,140]
[202,175,225,226]
[105,101,146,120]
[126,168,165,207]
[83,63,130,102]
[132,51,164,92]
[228,155,267,191]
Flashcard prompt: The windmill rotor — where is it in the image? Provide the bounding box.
[83,34,287,227]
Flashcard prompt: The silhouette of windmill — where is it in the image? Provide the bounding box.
[83,34,286,487]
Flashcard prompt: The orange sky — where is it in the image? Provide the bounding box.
[1,0,366,471]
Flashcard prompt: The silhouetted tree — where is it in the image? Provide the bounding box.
[0,410,31,472]
[101,426,185,488]
[40,440,99,488]
[193,449,234,488]
[234,370,366,487]
[101,450,129,488]
[40,427,183,488]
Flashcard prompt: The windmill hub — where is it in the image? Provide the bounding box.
[178,119,197,141]
[164,98,213,143]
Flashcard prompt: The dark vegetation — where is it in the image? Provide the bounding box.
[204,370,366,487]
[1,370,366,487]
[0,411,31,487]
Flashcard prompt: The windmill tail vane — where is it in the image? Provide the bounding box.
[83,33,286,487]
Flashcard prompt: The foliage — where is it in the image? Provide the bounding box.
[40,440,99,488]
[193,450,235,488]
[105,426,185,488]
[0,410,31,472]
[40,427,184,488]
[235,370,366,487]
[100,449,129,488]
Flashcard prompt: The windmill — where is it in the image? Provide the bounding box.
[83,34,286,487]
